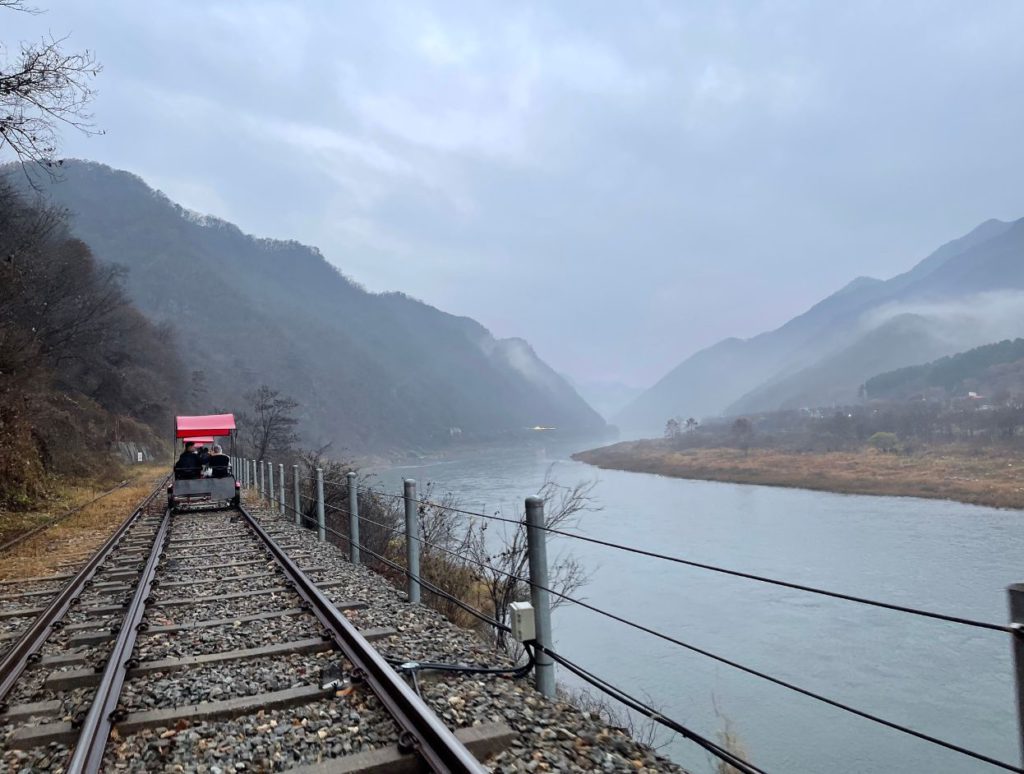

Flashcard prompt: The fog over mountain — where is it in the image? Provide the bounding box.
[618,217,1024,432]
[17,161,605,453]
[6,2,1024,389]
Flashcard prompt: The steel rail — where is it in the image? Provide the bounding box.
[238,505,487,774]
[67,506,171,773]
[0,480,166,711]
[0,481,129,555]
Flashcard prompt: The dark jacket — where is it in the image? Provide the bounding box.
[174,451,201,479]
[207,453,231,478]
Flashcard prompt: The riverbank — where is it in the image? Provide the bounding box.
[572,440,1024,509]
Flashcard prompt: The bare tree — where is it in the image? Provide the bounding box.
[238,385,299,460]
[1,1,101,170]
[463,471,596,652]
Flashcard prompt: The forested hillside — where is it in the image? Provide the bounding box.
[20,161,604,453]
[865,338,1024,401]
[0,176,183,507]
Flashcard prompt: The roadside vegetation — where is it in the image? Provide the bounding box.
[0,464,165,580]
[0,178,185,509]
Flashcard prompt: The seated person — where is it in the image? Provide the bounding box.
[207,444,231,478]
[173,442,201,479]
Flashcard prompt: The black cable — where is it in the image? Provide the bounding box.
[261,486,1023,770]
[387,649,534,680]
[534,643,767,774]
[319,523,512,635]
[356,485,1009,633]
[342,510,1024,772]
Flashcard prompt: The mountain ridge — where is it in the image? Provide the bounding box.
[617,214,1024,431]
[17,160,605,453]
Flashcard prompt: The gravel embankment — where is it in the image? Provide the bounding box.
[2,496,685,773]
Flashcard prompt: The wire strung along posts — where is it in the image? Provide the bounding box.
[404,479,421,605]
[348,471,360,565]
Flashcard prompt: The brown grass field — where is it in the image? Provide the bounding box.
[573,441,1024,510]
[0,465,167,580]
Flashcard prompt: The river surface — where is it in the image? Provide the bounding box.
[370,437,1020,773]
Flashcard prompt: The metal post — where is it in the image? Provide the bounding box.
[278,463,285,515]
[526,495,555,698]
[404,479,420,605]
[1009,583,1024,764]
[315,468,326,542]
[268,462,275,507]
[347,471,360,565]
[293,465,301,527]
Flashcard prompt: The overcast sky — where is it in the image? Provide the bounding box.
[6,1,1024,387]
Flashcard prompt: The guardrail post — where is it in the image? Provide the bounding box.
[293,465,301,527]
[278,463,285,515]
[404,479,420,605]
[315,468,326,542]
[347,471,360,565]
[526,495,555,698]
[268,462,275,507]
[1008,583,1024,764]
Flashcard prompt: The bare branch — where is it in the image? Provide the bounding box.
[0,25,102,171]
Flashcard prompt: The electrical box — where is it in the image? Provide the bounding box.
[509,601,536,642]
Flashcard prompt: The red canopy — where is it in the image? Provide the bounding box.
[175,414,236,439]
[181,435,214,445]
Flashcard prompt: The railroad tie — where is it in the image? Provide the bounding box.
[284,722,517,773]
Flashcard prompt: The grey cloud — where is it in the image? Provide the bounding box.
[5,0,1024,386]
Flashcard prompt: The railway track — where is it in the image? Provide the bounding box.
[0,488,514,772]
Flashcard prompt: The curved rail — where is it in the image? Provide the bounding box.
[238,504,487,774]
[0,479,167,710]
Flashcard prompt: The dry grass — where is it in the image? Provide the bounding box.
[574,441,1024,510]
[0,465,166,580]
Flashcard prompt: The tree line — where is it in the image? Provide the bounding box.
[0,177,185,506]
[664,392,1024,454]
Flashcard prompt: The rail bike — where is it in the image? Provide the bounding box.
[168,413,240,510]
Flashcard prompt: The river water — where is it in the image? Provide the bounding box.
[371,437,1020,773]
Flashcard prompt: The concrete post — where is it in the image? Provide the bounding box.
[347,471,360,565]
[278,463,285,515]
[293,465,301,527]
[1008,583,1024,764]
[259,461,265,498]
[404,479,420,605]
[268,462,275,507]
[315,468,326,542]
[525,495,555,698]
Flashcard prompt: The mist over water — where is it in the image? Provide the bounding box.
[373,438,1019,774]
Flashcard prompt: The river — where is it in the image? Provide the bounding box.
[370,436,1020,773]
